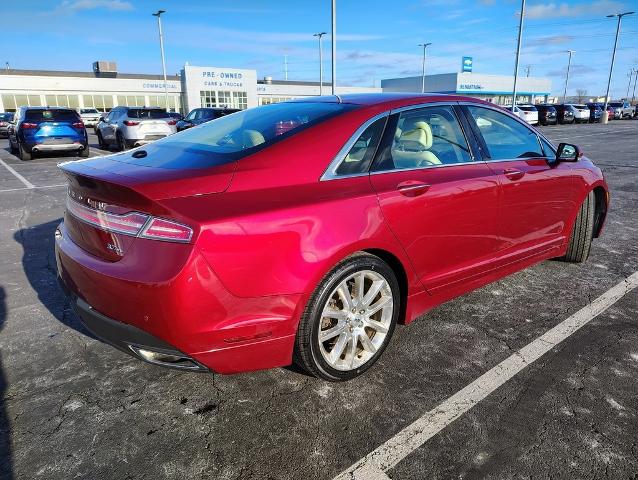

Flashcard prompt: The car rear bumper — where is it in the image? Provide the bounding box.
[31,143,86,152]
[54,221,301,374]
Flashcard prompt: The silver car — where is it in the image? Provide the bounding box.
[0,112,13,138]
[78,108,102,127]
[96,106,177,150]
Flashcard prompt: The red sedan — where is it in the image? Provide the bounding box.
[55,94,609,381]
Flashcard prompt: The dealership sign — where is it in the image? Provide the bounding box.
[462,57,473,73]
[459,83,483,90]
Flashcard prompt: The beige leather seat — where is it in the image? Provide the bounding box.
[392,121,441,168]
[242,129,265,148]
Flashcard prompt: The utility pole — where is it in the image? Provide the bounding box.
[512,0,526,108]
[632,68,638,102]
[152,10,169,111]
[314,32,327,95]
[284,55,288,81]
[331,0,337,95]
[602,11,634,123]
[563,50,574,102]
[418,43,432,93]
[626,69,633,99]
[525,64,531,77]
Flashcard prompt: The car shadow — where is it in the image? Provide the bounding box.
[13,219,96,341]
[0,287,14,479]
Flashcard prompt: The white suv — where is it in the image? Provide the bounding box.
[96,106,177,150]
[78,108,102,127]
[569,104,591,124]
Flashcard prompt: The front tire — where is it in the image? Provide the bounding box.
[116,132,126,151]
[561,191,595,263]
[294,253,400,381]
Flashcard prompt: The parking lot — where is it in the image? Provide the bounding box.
[0,121,637,479]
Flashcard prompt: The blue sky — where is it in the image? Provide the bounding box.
[4,0,638,99]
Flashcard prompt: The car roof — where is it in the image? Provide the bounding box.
[290,92,494,109]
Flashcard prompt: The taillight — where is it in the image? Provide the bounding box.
[21,122,38,129]
[167,120,177,126]
[140,218,193,243]
[123,120,139,126]
[0,122,6,127]
[66,196,193,243]
[73,121,85,129]
[66,197,148,235]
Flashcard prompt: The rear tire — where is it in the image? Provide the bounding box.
[116,132,126,151]
[561,191,595,263]
[80,146,90,158]
[9,139,18,154]
[18,141,32,161]
[294,252,400,381]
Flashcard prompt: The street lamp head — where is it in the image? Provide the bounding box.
[153,9,166,17]
[314,32,327,38]
[607,11,634,17]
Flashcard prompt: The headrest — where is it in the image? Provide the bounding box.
[242,130,265,148]
[397,121,433,150]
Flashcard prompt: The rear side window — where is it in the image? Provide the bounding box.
[467,106,543,160]
[374,105,473,171]
[24,109,80,122]
[127,109,169,119]
[112,102,357,169]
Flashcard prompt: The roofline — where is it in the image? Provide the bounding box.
[0,68,180,81]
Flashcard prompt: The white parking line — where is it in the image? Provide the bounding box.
[334,272,638,480]
[0,184,66,193]
[0,158,35,189]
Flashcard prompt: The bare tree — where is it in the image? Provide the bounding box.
[576,89,588,103]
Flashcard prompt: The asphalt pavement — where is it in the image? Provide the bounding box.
[0,122,636,480]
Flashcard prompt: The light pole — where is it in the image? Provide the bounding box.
[418,43,432,94]
[632,68,638,102]
[152,10,169,111]
[331,0,337,95]
[563,50,574,102]
[602,11,634,123]
[626,69,633,99]
[512,0,526,109]
[314,32,327,95]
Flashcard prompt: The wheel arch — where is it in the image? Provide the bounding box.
[363,248,409,324]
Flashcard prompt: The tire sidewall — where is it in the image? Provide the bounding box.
[305,255,400,381]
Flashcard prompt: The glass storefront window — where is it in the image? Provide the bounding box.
[1,94,17,111]
[232,91,247,110]
[217,91,232,108]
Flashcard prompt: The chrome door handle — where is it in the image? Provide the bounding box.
[397,181,431,197]
[503,168,525,180]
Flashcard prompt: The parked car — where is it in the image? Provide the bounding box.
[55,94,609,380]
[506,105,538,125]
[167,112,184,121]
[554,104,576,124]
[608,101,633,119]
[0,112,14,138]
[569,104,591,124]
[534,104,557,126]
[78,108,102,127]
[604,104,615,120]
[177,107,240,132]
[585,103,603,123]
[96,106,177,150]
[634,104,638,118]
[8,107,88,160]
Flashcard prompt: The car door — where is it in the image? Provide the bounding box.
[463,104,576,261]
[101,108,119,141]
[368,104,501,292]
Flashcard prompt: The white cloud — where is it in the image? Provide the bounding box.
[526,0,627,19]
[54,0,133,13]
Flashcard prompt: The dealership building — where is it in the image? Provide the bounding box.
[0,61,551,113]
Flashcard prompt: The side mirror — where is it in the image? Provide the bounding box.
[556,143,580,162]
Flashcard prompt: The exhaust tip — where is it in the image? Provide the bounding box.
[128,345,205,371]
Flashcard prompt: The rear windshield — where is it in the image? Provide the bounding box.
[518,106,537,112]
[112,102,357,169]
[0,113,13,121]
[608,102,623,107]
[24,109,80,122]
[80,108,99,114]
[127,109,169,119]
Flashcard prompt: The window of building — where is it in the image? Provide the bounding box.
[217,91,232,108]
[466,106,543,160]
[1,94,17,111]
[259,97,292,106]
[232,91,248,110]
[200,90,217,108]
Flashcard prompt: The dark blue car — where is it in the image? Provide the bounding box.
[8,107,89,160]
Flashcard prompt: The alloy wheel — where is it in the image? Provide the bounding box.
[317,269,394,371]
